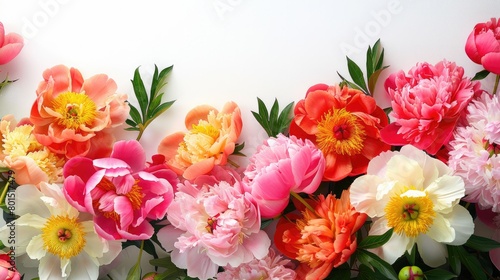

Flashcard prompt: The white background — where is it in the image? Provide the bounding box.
[1,0,499,160]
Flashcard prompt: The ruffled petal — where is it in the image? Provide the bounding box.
[416,234,448,267]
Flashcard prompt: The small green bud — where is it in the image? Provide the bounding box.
[142,272,157,280]
[398,266,424,280]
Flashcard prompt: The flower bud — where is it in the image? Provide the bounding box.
[142,272,157,280]
[398,266,424,280]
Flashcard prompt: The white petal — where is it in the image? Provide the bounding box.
[369,218,412,264]
[100,245,155,280]
[0,222,41,255]
[15,185,50,217]
[349,175,387,217]
[425,175,465,213]
[98,240,122,266]
[443,205,474,245]
[82,222,105,260]
[60,258,71,278]
[26,234,46,260]
[416,234,447,267]
[426,213,454,243]
[385,154,424,189]
[39,254,65,280]
[67,253,99,280]
[39,182,79,218]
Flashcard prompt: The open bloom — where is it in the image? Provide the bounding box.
[380,60,481,155]
[0,115,64,185]
[63,140,176,240]
[216,248,296,280]
[158,102,242,180]
[243,133,325,218]
[0,183,122,280]
[29,65,129,159]
[350,145,474,267]
[290,84,390,181]
[0,22,23,65]
[448,92,500,212]
[157,179,270,280]
[0,251,20,280]
[465,18,500,75]
[274,190,367,280]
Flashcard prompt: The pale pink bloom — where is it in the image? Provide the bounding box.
[381,60,481,155]
[30,65,129,159]
[474,207,500,271]
[63,140,177,240]
[216,248,296,280]
[448,92,500,212]
[243,133,325,218]
[0,22,23,65]
[157,179,271,280]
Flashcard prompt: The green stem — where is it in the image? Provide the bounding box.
[290,192,315,213]
[493,74,500,95]
[137,240,144,265]
[0,174,12,208]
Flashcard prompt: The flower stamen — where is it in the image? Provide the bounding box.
[41,215,86,259]
[52,92,97,130]
[385,192,435,237]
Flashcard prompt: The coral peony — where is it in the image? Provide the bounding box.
[289,83,390,181]
[465,18,500,74]
[157,102,242,180]
[63,140,177,240]
[380,60,481,155]
[157,178,270,280]
[0,22,23,65]
[243,133,325,218]
[447,92,500,212]
[274,190,366,280]
[29,65,129,159]
[350,145,474,267]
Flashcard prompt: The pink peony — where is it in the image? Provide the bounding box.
[157,177,271,280]
[474,207,500,271]
[63,140,177,240]
[465,18,500,74]
[447,92,500,212]
[243,133,325,218]
[381,60,481,155]
[0,22,23,65]
[30,65,129,159]
[216,248,296,280]
[0,251,20,280]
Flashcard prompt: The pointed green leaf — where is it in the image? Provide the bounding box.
[128,103,143,124]
[277,101,294,130]
[405,243,417,265]
[346,56,368,93]
[232,142,246,156]
[124,127,140,132]
[465,234,500,252]
[366,45,374,79]
[152,65,173,97]
[423,269,457,280]
[471,69,490,81]
[358,228,393,249]
[148,93,164,115]
[126,262,142,280]
[149,100,175,120]
[367,66,389,95]
[447,245,461,276]
[269,99,280,131]
[337,72,365,93]
[125,119,137,127]
[356,249,398,280]
[257,97,269,119]
[150,64,159,99]
[131,67,149,118]
[448,244,487,280]
[375,48,385,70]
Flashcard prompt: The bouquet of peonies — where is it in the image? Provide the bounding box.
[0,16,499,280]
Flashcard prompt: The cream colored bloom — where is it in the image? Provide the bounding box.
[0,183,122,280]
[349,145,474,267]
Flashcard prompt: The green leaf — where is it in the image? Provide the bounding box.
[149,101,175,121]
[358,228,393,249]
[128,103,143,125]
[366,45,374,79]
[252,97,293,137]
[257,97,269,119]
[367,66,389,95]
[337,72,365,92]
[346,56,368,93]
[148,92,165,115]
[356,249,398,280]
[405,243,417,265]
[328,262,351,279]
[131,67,149,118]
[448,245,487,280]
[447,245,461,276]
[232,142,246,156]
[465,234,500,252]
[126,262,142,280]
[277,101,294,132]
[154,65,173,95]
[375,48,385,70]
[269,99,280,131]
[357,263,391,280]
[423,268,457,280]
[471,69,490,81]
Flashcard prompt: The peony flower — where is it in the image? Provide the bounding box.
[157,101,242,180]
[216,248,297,280]
[274,190,367,280]
[289,83,390,181]
[0,251,20,280]
[157,178,271,280]
[448,92,500,211]
[349,145,474,267]
[380,60,481,155]
[465,18,500,75]
[29,65,129,159]
[0,183,122,279]
[0,115,65,185]
[63,140,176,240]
[243,133,325,218]
[474,207,500,271]
[0,22,23,65]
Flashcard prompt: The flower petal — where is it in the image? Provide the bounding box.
[39,254,65,280]
[416,234,448,267]
[442,205,474,246]
[369,218,411,264]
[26,234,46,260]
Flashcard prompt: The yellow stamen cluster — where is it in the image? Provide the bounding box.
[41,215,86,259]
[385,191,435,237]
[52,92,97,130]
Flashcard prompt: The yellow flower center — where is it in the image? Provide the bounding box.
[94,177,144,223]
[52,92,97,129]
[41,215,86,259]
[385,192,435,237]
[316,108,365,156]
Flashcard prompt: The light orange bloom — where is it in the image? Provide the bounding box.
[157,102,242,180]
[29,65,129,159]
[274,190,367,280]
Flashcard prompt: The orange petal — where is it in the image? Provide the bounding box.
[183,157,215,180]
[185,105,217,128]
[157,131,185,160]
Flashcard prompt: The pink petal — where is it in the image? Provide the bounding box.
[482,52,500,75]
[110,140,146,172]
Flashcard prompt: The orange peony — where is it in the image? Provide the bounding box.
[29,65,129,159]
[274,190,367,280]
[157,101,242,180]
[290,83,390,181]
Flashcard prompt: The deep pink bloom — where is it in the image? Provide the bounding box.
[381,60,481,155]
[0,22,23,65]
[63,140,177,240]
[465,18,500,74]
[157,178,271,280]
[243,133,325,218]
[0,252,20,280]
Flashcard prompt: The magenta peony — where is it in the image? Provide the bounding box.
[157,177,271,280]
[380,60,481,155]
[465,17,500,75]
[63,140,177,240]
[242,133,325,218]
[0,22,23,65]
